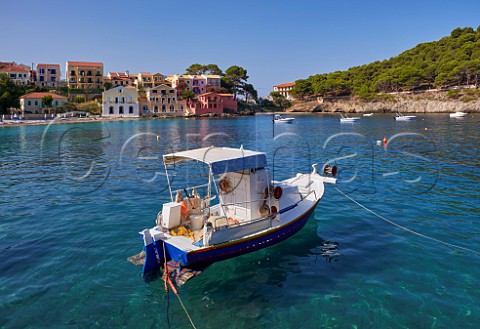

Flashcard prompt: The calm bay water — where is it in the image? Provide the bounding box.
[1,113,479,328]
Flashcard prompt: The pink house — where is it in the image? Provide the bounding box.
[187,92,238,115]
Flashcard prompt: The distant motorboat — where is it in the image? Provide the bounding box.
[363,113,373,117]
[449,111,467,118]
[395,112,416,121]
[340,113,360,123]
[274,114,295,123]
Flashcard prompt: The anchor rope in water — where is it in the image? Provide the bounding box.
[162,241,198,329]
[335,187,480,255]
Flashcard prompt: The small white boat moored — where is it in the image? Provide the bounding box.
[449,111,467,118]
[395,112,416,121]
[363,113,374,117]
[134,146,337,285]
[340,113,360,123]
[273,114,295,123]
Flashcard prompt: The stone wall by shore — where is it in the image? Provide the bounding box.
[287,92,480,113]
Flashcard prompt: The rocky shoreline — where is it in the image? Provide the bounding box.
[286,91,480,113]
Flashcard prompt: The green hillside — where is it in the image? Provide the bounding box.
[291,26,480,99]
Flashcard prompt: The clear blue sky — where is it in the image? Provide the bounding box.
[1,0,479,96]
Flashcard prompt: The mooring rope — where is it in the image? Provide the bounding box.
[162,241,198,329]
[335,187,480,255]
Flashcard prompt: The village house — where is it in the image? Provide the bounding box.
[0,62,31,85]
[66,61,104,89]
[36,63,61,87]
[101,86,139,117]
[145,84,185,115]
[273,82,296,100]
[187,92,237,116]
[20,92,67,117]
[105,72,131,87]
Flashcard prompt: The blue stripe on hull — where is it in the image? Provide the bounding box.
[184,204,317,266]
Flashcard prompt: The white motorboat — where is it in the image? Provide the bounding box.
[340,113,360,123]
[273,114,295,123]
[135,146,337,285]
[449,111,467,118]
[363,113,374,117]
[395,112,416,121]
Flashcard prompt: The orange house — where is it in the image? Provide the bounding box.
[187,92,237,115]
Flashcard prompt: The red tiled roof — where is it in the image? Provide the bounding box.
[37,64,60,67]
[0,65,30,72]
[140,72,152,76]
[20,92,67,100]
[67,61,103,67]
[274,82,295,88]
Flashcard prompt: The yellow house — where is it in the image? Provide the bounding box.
[36,64,61,87]
[66,61,104,89]
[102,86,139,117]
[145,84,185,115]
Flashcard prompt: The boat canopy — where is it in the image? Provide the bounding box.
[163,146,267,175]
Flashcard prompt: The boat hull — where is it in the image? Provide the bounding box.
[142,198,320,273]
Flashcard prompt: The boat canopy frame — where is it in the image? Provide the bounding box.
[163,146,267,205]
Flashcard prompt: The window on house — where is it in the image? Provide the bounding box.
[118,88,123,93]
[35,101,38,105]
[109,106,114,114]
[153,90,157,94]
[28,101,31,106]
[70,70,75,75]
[169,90,174,93]
[154,105,158,112]
[39,76,44,81]
[119,106,124,114]
[162,105,166,112]
[170,105,174,112]
[51,69,56,74]
[129,106,134,114]
[55,101,58,106]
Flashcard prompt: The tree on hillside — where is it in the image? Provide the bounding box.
[270,91,291,110]
[0,73,21,114]
[181,90,196,103]
[243,83,258,103]
[175,81,189,97]
[294,26,480,98]
[42,94,53,108]
[185,63,223,75]
[290,79,313,100]
[186,64,206,75]
[223,66,248,99]
[205,64,222,75]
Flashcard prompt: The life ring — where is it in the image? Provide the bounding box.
[259,204,270,217]
[271,205,278,219]
[219,178,231,193]
[273,186,283,200]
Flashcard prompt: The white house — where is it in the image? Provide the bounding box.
[102,86,139,117]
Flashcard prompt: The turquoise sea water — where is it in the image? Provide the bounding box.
[1,114,479,328]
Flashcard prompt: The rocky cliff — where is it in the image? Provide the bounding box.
[287,91,480,113]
